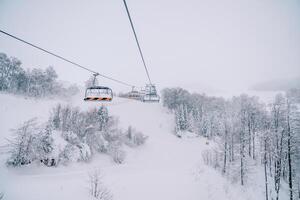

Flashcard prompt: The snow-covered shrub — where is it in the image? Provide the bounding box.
[6,103,147,167]
[78,143,92,162]
[50,104,126,165]
[0,192,3,200]
[108,143,126,164]
[61,131,80,145]
[124,126,148,147]
[58,138,92,165]
[35,125,54,156]
[58,143,80,165]
[88,170,113,200]
[6,119,39,166]
[49,104,85,135]
[112,149,126,164]
[35,124,56,166]
[6,119,59,167]
[132,132,148,146]
[102,117,121,143]
[86,131,109,153]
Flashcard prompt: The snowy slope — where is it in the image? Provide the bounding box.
[0,93,271,200]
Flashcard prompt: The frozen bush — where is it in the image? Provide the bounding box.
[108,144,126,164]
[79,143,92,162]
[112,148,126,164]
[86,131,109,153]
[35,125,54,156]
[132,132,148,146]
[6,119,39,166]
[6,103,147,167]
[125,126,148,147]
[58,144,80,165]
[102,118,121,143]
[62,131,80,145]
[58,142,91,164]
[6,119,58,167]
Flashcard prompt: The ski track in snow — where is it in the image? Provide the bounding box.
[0,93,260,200]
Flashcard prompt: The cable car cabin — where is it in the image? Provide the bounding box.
[128,90,141,100]
[84,86,113,101]
[141,84,160,102]
[142,94,160,102]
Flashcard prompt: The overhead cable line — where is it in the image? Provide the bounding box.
[122,0,152,85]
[0,29,135,88]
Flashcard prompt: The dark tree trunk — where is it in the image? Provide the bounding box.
[240,130,245,186]
[275,131,284,200]
[252,130,255,160]
[223,128,228,174]
[248,120,252,157]
[264,137,269,200]
[287,110,293,200]
[230,133,234,162]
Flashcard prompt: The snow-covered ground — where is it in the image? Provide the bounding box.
[0,92,283,200]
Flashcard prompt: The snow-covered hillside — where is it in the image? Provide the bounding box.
[0,93,275,200]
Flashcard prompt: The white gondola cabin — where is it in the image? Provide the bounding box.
[141,84,160,102]
[84,86,113,101]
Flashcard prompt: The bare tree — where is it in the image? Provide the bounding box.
[264,135,269,200]
[261,111,271,200]
[270,94,286,200]
[285,97,300,200]
[88,170,113,200]
[162,87,300,198]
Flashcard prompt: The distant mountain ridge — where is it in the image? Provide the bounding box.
[251,77,300,91]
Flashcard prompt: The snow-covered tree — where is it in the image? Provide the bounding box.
[0,53,23,92]
[163,87,300,198]
[6,119,38,166]
[174,104,191,134]
[98,106,109,131]
[35,124,55,166]
[7,103,147,167]
[0,52,78,98]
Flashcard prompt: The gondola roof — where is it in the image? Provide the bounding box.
[87,86,111,90]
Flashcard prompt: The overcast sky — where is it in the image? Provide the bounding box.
[0,0,300,93]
